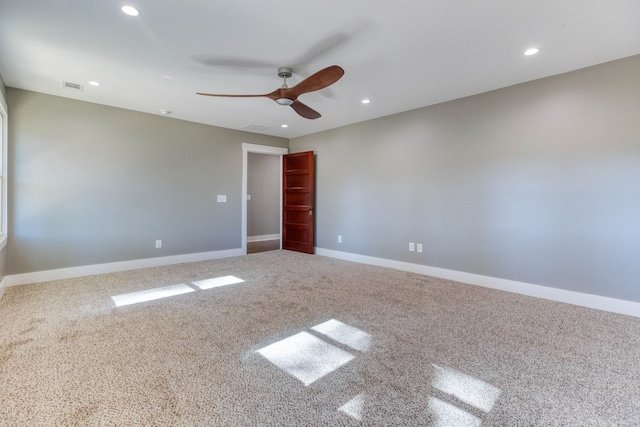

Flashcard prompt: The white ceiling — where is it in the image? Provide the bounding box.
[1,1,639,139]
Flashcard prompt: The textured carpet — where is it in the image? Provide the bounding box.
[1,250,639,426]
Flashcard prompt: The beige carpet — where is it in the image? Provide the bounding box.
[1,250,639,426]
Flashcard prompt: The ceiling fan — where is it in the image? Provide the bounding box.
[197,65,344,119]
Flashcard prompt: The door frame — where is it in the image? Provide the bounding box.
[241,143,289,255]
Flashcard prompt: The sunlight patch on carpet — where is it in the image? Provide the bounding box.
[257,331,355,386]
[311,319,372,352]
[192,275,245,290]
[338,393,365,420]
[111,284,195,307]
[428,396,482,427]
[431,364,501,413]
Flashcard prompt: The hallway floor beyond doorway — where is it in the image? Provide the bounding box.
[248,239,280,254]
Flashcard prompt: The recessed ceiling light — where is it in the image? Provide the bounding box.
[524,47,540,56]
[281,124,288,128]
[159,110,171,115]
[361,99,371,104]
[88,81,101,87]
[121,5,140,16]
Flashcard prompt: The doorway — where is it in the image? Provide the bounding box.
[241,143,288,255]
[247,152,280,253]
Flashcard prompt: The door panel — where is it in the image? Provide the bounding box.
[283,151,314,254]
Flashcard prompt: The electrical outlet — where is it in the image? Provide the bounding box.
[155,239,162,249]
[338,235,342,243]
[409,242,415,252]
[417,243,423,253]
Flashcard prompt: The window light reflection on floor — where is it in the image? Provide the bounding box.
[431,364,501,413]
[192,275,244,290]
[257,331,355,386]
[428,396,482,427]
[111,284,195,307]
[256,319,372,387]
[111,275,246,307]
[338,393,365,421]
[311,319,371,352]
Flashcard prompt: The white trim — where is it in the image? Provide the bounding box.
[315,248,640,318]
[242,143,287,255]
[247,234,281,243]
[278,155,283,250]
[0,85,8,250]
[0,275,7,301]
[4,248,244,287]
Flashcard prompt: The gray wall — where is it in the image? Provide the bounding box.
[291,55,640,302]
[7,89,287,274]
[247,152,280,238]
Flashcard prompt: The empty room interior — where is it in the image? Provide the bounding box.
[1,1,639,425]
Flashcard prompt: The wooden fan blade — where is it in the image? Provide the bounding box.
[286,65,344,98]
[196,92,267,98]
[291,100,321,120]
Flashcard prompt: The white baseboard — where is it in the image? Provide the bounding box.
[4,248,244,287]
[247,234,280,242]
[316,248,640,318]
[5,246,638,318]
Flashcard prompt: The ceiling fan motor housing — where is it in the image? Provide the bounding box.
[276,67,294,105]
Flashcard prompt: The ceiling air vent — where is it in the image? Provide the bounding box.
[62,81,84,91]
[241,124,270,133]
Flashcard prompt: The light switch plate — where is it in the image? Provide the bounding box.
[217,195,227,202]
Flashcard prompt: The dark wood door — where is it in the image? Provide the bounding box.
[282,151,314,254]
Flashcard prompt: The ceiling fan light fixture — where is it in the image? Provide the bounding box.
[276,98,294,106]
